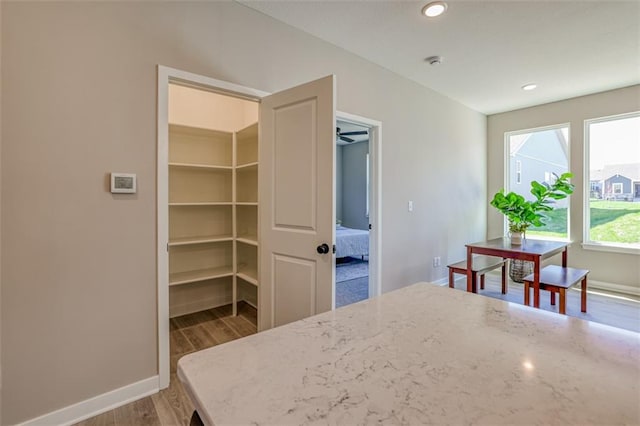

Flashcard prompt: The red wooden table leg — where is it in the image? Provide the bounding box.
[466,246,473,293]
[581,277,587,313]
[533,257,541,308]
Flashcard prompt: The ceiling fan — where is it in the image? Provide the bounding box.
[336,127,368,143]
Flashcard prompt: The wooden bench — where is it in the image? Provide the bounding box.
[523,265,589,314]
[448,256,507,294]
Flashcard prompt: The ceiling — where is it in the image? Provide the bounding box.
[238,0,640,115]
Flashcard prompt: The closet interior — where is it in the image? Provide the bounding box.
[168,84,258,318]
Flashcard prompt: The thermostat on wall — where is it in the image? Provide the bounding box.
[111,173,137,194]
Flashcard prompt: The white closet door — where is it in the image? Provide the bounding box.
[259,75,336,330]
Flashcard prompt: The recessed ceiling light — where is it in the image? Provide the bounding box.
[522,83,537,91]
[422,1,448,18]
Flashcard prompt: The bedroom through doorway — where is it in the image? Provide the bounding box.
[335,119,372,308]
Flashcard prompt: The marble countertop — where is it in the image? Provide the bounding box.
[178,283,640,425]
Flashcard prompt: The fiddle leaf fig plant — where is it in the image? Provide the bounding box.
[490,172,575,234]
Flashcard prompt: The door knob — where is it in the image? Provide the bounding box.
[316,243,330,254]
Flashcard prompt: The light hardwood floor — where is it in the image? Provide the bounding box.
[75,279,638,426]
[452,272,640,333]
[74,303,257,426]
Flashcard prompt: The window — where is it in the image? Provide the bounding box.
[584,112,640,251]
[506,124,570,239]
[612,183,623,194]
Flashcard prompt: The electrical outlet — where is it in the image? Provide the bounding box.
[433,256,441,267]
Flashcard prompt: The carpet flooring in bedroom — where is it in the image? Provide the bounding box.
[336,257,369,281]
[336,257,369,308]
[336,277,369,308]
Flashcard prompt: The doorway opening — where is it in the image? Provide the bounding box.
[334,113,381,308]
[335,120,370,307]
[158,66,268,389]
[158,66,382,389]
[167,83,259,319]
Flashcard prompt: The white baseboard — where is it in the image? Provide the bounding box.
[480,270,639,297]
[588,279,640,297]
[18,376,159,426]
[432,276,449,286]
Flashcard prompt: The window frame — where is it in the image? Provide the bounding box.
[583,111,640,255]
[612,182,623,195]
[504,122,571,242]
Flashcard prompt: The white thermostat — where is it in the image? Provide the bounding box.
[111,173,137,194]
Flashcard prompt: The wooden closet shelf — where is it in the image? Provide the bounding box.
[169,235,234,246]
[237,270,258,286]
[169,202,233,206]
[169,162,233,170]
[236,236,258,246]
[236,162,258,170]
[169,266,234,286]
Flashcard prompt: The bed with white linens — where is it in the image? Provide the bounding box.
[335,225,369,258]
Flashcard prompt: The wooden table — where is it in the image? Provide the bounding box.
[466,238,569,308]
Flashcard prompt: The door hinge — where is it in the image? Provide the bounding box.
[369,223,372,230]
[332,244,336,254]
[167,243,169,252]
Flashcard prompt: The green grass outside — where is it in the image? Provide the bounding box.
[526,200,640,243]
[527,208,568,238]
[589,200,640,244]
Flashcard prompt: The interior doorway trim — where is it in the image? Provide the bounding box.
[335,112,382,301]
[157,65,382,389]
[156,65,267,389]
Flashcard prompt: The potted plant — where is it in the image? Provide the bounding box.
[490,172,574,282]
[490,172,575,245]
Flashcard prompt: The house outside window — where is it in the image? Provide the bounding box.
[584,112,640,251]
[506,124,570,239]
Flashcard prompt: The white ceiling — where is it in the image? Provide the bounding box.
[238,0,640,115]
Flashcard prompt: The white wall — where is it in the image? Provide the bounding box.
[0,2,486,423]
[488,85,640,291]
[336,145,343,223]
[341,141,369,230]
